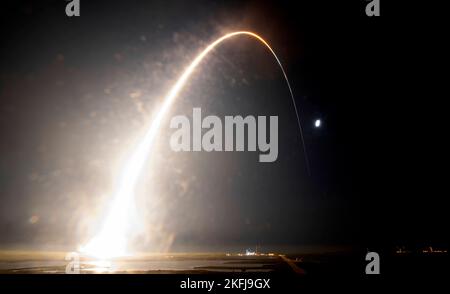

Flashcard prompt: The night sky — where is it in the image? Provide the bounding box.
[0,0,447,253]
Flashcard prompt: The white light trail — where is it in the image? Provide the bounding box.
[80,31,307,258]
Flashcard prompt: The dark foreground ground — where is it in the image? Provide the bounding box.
[0,250,448,292]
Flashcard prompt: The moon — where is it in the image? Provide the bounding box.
[314,119,321,128]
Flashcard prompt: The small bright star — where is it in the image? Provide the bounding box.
[314,119,321,128]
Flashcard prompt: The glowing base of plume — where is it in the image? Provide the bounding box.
[79,234,127,259]
[80,190,134,258]
[79,217,129,259]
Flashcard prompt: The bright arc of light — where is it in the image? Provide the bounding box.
[80,31,309,259]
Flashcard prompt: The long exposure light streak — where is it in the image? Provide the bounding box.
[80,31,308,258]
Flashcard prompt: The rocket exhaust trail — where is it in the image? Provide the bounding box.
[80,31,309,258]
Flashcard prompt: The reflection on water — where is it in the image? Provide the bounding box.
[0,255,278,273]
[86,260,113,273]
